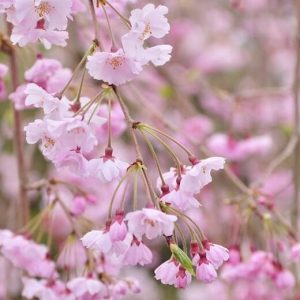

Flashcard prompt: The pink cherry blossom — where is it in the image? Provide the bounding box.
[25,58,71,94]
[22,277,60,300]
[86,50,142,86]
[109,211,128,242]
[274,270,295,289]
[8,0,72,48]
[57,237,87,270]
[174,266,192,288]
[9,84,28,110]
[1,234,56,278]
[161,188,200,211]
[70,195,87,216]
[87,151,129,183]
[129,4,170,40]
[25,83,60,113]
[154,259,179,285]
[203,240,230,269]
[125,208,177,240]
[290,243,300,261]
[67,276,105,297]
[123,236,152,266]
[81,229,131,257]
[195,260,218,283]
[180,157,225,194]
[80,229,112,253]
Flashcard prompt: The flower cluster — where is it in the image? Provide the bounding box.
[87,4,172,85]
[0,1,252,299]
[10,57,71,110]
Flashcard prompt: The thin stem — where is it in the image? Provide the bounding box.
[87,94,105,124]
[113,87,160,208]
[174,223,188,253]
[107,98,112,148]
[142,127,182,173]
[142,124,194,157]
[252,135,298,189]
[74,90,104,117]
[56,197,81,238]
[59,43,96,97]
[74,68,86,103]
[133,171,138,210]
[105,0,131,29]
[88,0,103,50]
[140,131,166,186]
[101,3,117,48]
[108,167,134,218]
[113,87,142,160]
[8,35,29,226]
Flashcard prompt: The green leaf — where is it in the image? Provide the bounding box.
[170,244,195,276]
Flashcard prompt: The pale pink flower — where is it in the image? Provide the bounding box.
[70,195,87,216]
[180,157,225,195]
[9,84,28,110]
[22,277,60,300]
[109,211,128,242]
[86,50,142,85]
[112,281,128,297]
[11,0,72,30]
[25,58,71,94]
[0,230,13,246]
[0,0,12,13]
[161,189,200,211]
[274,270,295,289]
[1,235,56,278]
[203,240,230,269]
[196,260,217,283]
[291,243,300,261]
[81,230,112,253]
[207,133,272,161]
[129,4,170,40]
[24,119,62,161]
[123,236,152,266]
[81,229,131,256]
[25,83,60,114]
[154,259,179,285]
[11,25,69,49]
[57,237,87,270]
[122,32,172,67]
[174,266,192,288]
[125,208,177,240]
[67,276,104,297]
[87,154,129,183]
[55,152,89,175]
[25,58,61,86]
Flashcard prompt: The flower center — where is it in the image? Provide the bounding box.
[142,22,152,39]
[44,136,55,149]
[145,219,156,227]
[107,56,125,70]
[36,2,53,18]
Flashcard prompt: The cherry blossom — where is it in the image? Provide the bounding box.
[125,208,177,240]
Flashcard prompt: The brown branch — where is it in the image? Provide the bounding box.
[5,26,29,227]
